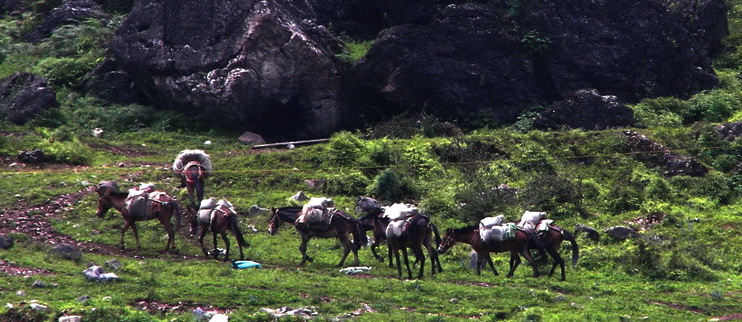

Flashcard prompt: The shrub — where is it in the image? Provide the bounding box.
[687,90,739,123]
[366,169,415,202]
[632,97,687,127]
[323,170,370,196]
[325,131,369,167]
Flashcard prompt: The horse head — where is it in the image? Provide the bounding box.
[94,181,119,218]
[437,228,457,254]
[355,196,383,215]
[267,208,281,235]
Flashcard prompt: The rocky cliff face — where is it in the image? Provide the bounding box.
[98,0,727,139]
[109,0,351,139]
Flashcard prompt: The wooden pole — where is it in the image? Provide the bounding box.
[251,138,329,149]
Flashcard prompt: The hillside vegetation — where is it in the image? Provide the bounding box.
[0,0,741,321]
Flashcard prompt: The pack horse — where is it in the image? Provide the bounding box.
[94,181,181,252]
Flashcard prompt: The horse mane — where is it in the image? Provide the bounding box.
[452,225,477,234]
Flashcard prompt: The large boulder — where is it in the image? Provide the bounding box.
[0,73,59,124]
[23,0,107,43]
[533,89,635,130]
[109,0,351,140]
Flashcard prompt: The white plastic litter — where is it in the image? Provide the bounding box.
[339,266,372,275]
[83,266,119,282]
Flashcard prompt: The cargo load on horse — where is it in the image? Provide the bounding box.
[383,203,420,221]
[517,211,547,234]
[479,222,518,243]
[188,197,249,261]
[479,215,505,230]
[297,197,335,229]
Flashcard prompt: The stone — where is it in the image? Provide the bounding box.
[533,89,635,130]
[238,132,265,146]
[604,226,638,240]
[48,243,82,261]
[0,73,59,125]
[0,235,14,249]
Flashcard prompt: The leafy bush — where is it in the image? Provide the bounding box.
[632,97,688,127]
[324,131,369,167]
[336,39,374,64]
[366,169,415,202]
[322,170,371,196]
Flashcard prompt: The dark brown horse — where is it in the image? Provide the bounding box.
[528,223,579,281]
[268,207,367,267]
[437,225,541,278]
[355,197,442,274]
[385,214,443,279]
[95,181,181,252]
[187,200,250,261]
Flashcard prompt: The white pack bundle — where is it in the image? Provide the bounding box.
[479,215,505,229]
[172,149,212,176]
[384,203,420,221]
[480,223,517,243]
[517,211,547,233]
[302,197,334,214]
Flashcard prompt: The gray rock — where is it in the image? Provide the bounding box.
[533,89,635,130]
[0,73,59,125]
[0,235,14,249]
[574,224,600,242]
[290,191,309,202]
[48,243,82,261]
[247,205,269,216]
[238,132,266,146]
[105,259,123,270]
[623,131,709,177]
[604,226,638,240]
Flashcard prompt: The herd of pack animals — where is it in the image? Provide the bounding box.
[93,149,579,280]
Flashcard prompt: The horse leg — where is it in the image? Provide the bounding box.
[412,246,425,279]
[401,247,413,279]
[119,220,131,250]
[211,230,220,259]
[158,216,175,253]
[198,224,209,256]
[130,222,142,251]
[221,232,230,262]
[425,243,440,275]
[545,244,565,281]
[482,252,498,276]
[336,235,353,267]
[392,247,403,279]
[506,252,523,278]
[299,234,313,265]
[519,246,540,278]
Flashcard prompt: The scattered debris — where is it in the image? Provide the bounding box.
[82,265,119,282]
[339,266,372,275]
[260,306,318,319]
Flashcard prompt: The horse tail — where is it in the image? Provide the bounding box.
[562,229,579,267]
[430,223,441,248]
[352,219,368,249]
[230,214,250,248]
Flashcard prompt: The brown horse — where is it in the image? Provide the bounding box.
[528,223,579,281]
[437,225,541,278]
[355,196,442,274]
[385,214,443,279]
[268,207,367,267]
[187,200,249,261]
[95,181,181,252]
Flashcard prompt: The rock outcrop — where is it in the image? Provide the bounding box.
[23,0,107,43]
[622,130,709,177]
[533,89,635,130]
[0,73,59,125]
[109,0,351,140]
[97,0,727,138]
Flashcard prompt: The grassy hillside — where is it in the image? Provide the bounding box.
[0,0,741,321]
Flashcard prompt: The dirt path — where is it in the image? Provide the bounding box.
[0,168,203,276]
